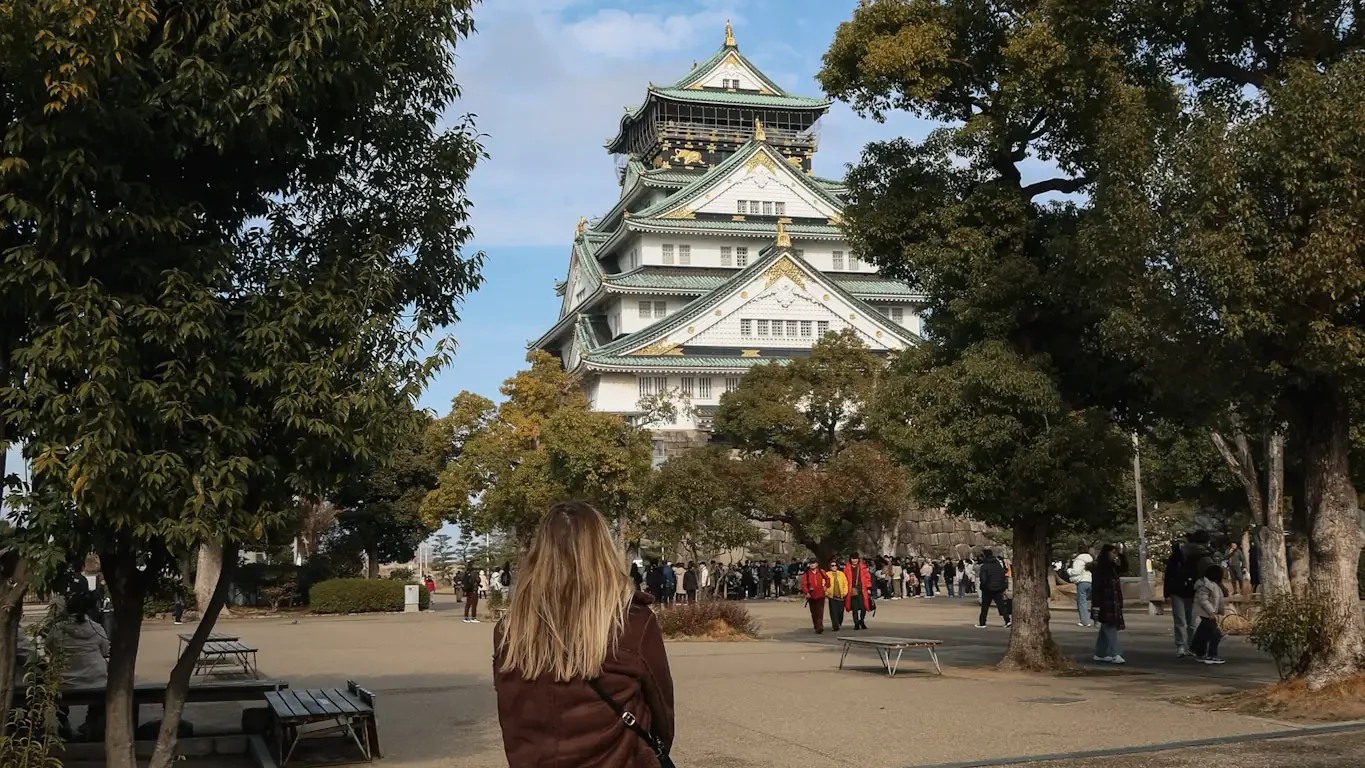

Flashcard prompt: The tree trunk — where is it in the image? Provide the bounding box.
[366,545,380,579]
[1289,490,1312,598]
[0,556,29,732]
[102,549,150,768]
[195,541,227,616]
[148,542,238,768]
[1301,385,1364,689]
[1259,431,1291,600]
[1000,518,1065,671]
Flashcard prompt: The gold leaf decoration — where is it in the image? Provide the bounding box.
[659,206,695,220]
[741,349,760,358]
[634,340,679,356]
[744,152,778,174]
[763,256,805,289]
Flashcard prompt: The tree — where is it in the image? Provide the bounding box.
[712,331,910,560]
[645,447,765,562]
[331,407,449,579]
[0,1,485,763]
[424,352,653,542]
[1087,2,1365,686]
[429,533,454,582]
[820,0,1161,669]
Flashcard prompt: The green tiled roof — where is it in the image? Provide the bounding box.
[582,354,781,372]
[600,265,920,299]
[640,168,707,185]
[671,44,787,95]
[650,87,829,109]
[627,217,845,238]
[633,140,846,221]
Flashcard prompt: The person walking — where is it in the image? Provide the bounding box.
[1069,552,1094,627]
[462,567,481,623]
[672,561,685,605]
[800,557,827,634]
[1091,544,1127,664]
[683,562,698,604]
[172,592,185,626]
[920,560,935,599]
[975,550,1012,628]
[1226,542,1246,597]
[1191,565,1227,664]
[943,559,957,598]
[493,502,674,768]
[891,559,904,600]
[844,555,875,631]
[824,559,848,631]
[1167,533,1213,658]
[699,561,711,599]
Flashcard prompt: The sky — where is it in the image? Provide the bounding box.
[416,0,938,414]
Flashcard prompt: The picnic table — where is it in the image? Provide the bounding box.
[193,640,260,678]
[178,631,240,657]
[257,681,379,767]
[837,636,943,678]
[61,679,287,731]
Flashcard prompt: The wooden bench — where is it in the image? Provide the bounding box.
[60,679,287,730]
[177,631,240,658]
[837,636,944,677]
[257,681,379,767]
[194,640,259,678]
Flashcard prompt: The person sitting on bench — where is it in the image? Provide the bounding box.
[48,591,110,739]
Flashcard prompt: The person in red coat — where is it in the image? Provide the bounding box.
[799,557,827,634]
[843,556,875,630]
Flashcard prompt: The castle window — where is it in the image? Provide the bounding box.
[638,301,651,319]
[678,244,691,265]
[699,378,713,398]
[787,320,799,336]
[681,377,695,397]
[801,321,812,337]
[662,243,674,265]
[756,319,768,336]
[775,202,786,216]
[833,251,844,270]
[890,306,904,323]
[654,301,667,318]
[762,201,773,216]
[771,320,783,338]
[724,377,741,393]
[736,247,748,267]
[741,319,752,336]
[849,254,861,270]
[737,200,747,215]
[817,320,830,336]
[721,246,732,267]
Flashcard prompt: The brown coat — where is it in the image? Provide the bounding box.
[493,591,674,768]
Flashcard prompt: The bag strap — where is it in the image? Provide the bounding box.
[585,678,670,760]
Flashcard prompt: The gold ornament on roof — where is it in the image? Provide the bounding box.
[764,255,806,290]
[741,349,760,358]
[634,340,680,357]
[774,220,792,248]
[725,20,736,47]
[753,119,767,142]
[576,217,587,236]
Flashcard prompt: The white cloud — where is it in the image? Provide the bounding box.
[564,8,732,58]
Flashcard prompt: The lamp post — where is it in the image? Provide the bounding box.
[1132,432,1155,613]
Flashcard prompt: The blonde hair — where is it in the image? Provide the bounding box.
[498,501,635,682]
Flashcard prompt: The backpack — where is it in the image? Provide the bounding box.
[1179,551,1202,595]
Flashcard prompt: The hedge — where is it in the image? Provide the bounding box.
[309,579,430,614]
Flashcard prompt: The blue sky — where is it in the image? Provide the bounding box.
[417,0,937,413]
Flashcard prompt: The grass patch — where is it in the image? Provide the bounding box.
[655,601,758,640]
[1186,674,1365,722]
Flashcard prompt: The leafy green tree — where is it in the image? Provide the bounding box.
[1085,2,1365,686]
[331,407,450,579]
[429,533,454,582]
[645,447,765,562]
[713,331,910,561]
[820,0,1159,669]
[424,352,653,542]
[0,1,484,762]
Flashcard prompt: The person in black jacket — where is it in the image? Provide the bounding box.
[975,551,1012,628]
[645,560,665,604]
[683,562,699,603]
[943,559,958,598]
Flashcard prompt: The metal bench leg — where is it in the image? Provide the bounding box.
[838,643,851,670]
[927,646,942,675]
[888,647,905,678]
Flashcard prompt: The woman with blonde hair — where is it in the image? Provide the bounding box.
[494,501,675,767]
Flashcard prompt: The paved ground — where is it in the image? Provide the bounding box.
[108,592,1355,767]
[990,729,1365,768]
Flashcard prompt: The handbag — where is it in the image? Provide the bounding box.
[586,678,676,768]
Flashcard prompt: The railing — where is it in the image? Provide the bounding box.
[657,122,817,149]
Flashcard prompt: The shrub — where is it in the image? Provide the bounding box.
[143,580,195,618]
[235,563,303,609]
[655,600,758,639]
[486,590,505,614]
[1250,593,1348,680]
[309,578,432,614]
[388,567,415,582]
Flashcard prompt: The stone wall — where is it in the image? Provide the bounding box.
[743,506,998,560]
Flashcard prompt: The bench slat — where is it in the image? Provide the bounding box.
[320,688,362,715]
[296,690,329,717]
[277,691,312,720]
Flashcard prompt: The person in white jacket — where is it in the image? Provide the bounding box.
[1191,566,1227,664]
[1068,553,1095,627]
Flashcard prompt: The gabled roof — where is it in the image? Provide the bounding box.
[672,35,787,95]
[632,138,847,221]
[595,265,923,300]
[586,244,920,362]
